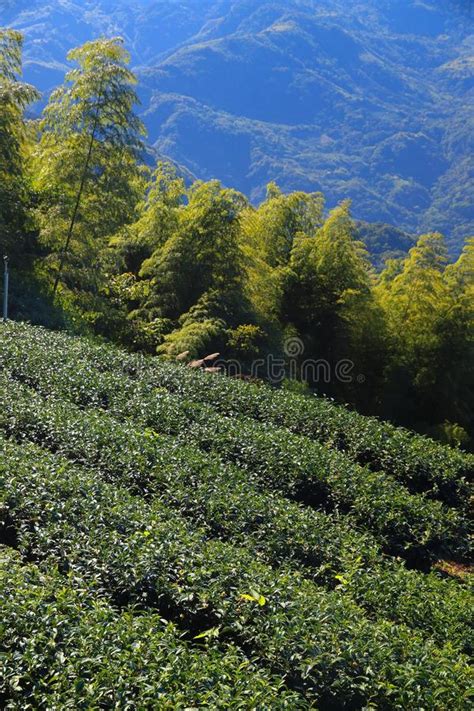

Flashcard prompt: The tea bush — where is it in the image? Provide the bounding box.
[0,550,302,709]
[2,322,471,504]
[0,321,472,708]
[0,345,469,563]
[0,376,471,654]
[1,437,472,709]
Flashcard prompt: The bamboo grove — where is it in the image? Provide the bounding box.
[1,30,473,448]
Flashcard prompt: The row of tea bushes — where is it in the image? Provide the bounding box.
[0,376,471,653]
[2,322,471,504]
[1,436,472,709]
[0,356,468,564]
[138,356,474,503]
[0,549,301,709]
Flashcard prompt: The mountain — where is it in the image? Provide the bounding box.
[3,0,474,251]
[354,220,416,269]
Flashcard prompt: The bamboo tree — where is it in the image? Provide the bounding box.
[52,79,103,293]
[0,28,39,258]
[35,37,145,293]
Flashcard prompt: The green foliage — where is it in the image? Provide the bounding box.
[376,233,474,441]
[0,322,472,708]
[62,319,468,507]
[281,377,311,396]
[158,316,225,359]
[242,183,324,269]
[0,29,39,260]
[111,161,186,274]
[0,553,298,708]
[0,322,471,555]
[140,180,245,317]
[132,180,253,355]
[3,2,473,251]
[435,421,470,450]
[0,32,472,445]
[280,201,387,405]
[239,183,324,329]
[0,26,473,708]
[227,323,267,359]
[33,36,146,296]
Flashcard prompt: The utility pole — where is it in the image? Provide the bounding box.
[3,256,9,321]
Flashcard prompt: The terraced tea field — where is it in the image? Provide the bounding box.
[0,322,472,708]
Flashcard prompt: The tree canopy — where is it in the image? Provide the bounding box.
[1,31,472,449]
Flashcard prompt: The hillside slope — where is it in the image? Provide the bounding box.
[3,0,473,251]
[0,321,472,707]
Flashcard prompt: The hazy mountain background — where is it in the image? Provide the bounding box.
[2,0,473,252]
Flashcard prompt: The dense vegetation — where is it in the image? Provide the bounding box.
[1,29,473,447]
[0,320,472,707]
[3,1,474,248]
[1,9,472,707]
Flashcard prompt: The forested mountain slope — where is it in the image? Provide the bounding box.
[3,0,473,250]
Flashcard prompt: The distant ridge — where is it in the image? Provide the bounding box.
[5,0,474,251]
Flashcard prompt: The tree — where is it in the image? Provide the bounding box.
[111,161,186,275]
[436,237,474,444]
[376,233,452,428]
[240,183,324,336]
[377,234,449,374]
[0,29,39,259]
[138,180,252,355]
[241,182,324,268]
[34,37,146,294]
[140,180,246,318]
[281,201,384,402]
[376,232,474,446]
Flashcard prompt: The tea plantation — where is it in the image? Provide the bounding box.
[0,322,472,709]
